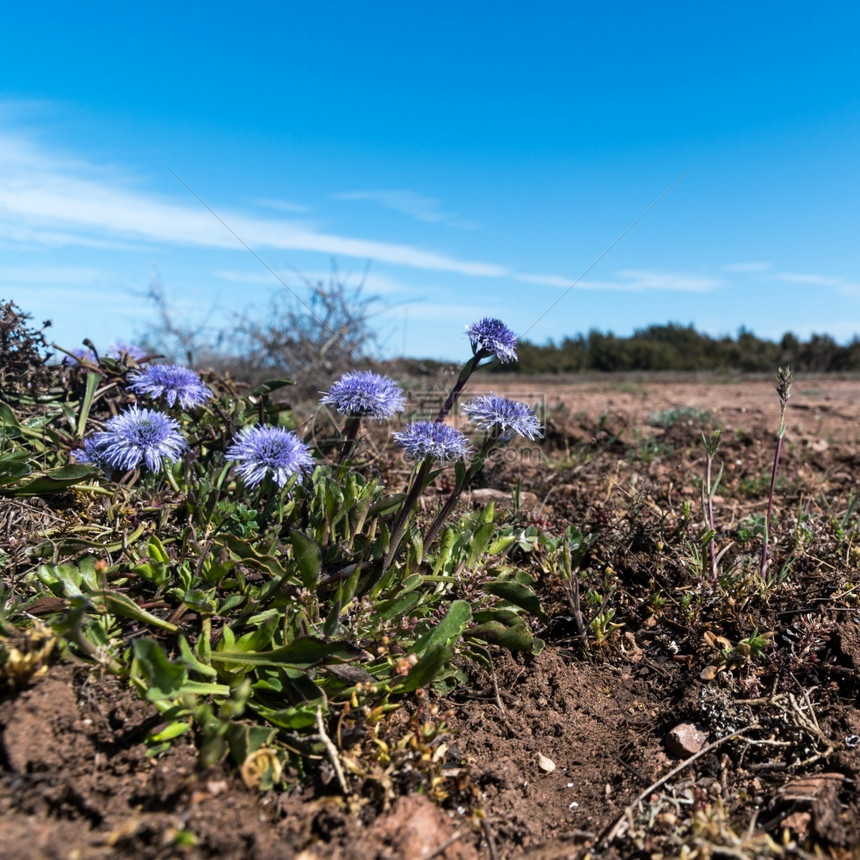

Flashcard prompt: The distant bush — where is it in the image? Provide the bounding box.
[496,323,860,374]
[140,267,379,398]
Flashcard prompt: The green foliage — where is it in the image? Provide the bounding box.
[496,322,860,374]
[2,313,550,788]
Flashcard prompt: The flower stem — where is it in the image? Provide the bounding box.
[759,432,783,580]
[338,416,362,463]
[424,434,497,549]
[435,353,485,422]
[705,451,717,582]
[382,457,434,571]
[760,366,793,580]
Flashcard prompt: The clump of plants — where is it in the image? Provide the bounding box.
[1,311,550,797]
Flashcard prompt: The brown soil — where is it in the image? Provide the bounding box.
[3,374,860,859]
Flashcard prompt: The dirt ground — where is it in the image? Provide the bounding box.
[3,373,860,859]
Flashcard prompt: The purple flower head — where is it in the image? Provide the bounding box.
[84,406,186,473]
[63,347,96,366]
[462,394,543,441]
[320,371,405,419]
[107,341,147,362]
[128,364,213,409]
[394,421,472,462]
[465,317,518,364]
[72,435,113,471]
[225,425,315,489]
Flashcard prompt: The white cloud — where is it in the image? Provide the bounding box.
[213,267,420,297]
[0,264,107,284]
[0,131,506,277]
[774,271,843,287]
[774,271,860,295]
[723,261,772,273]
[254,197,311,213]
[332,189,479,229]
[213,269,283,285]
[516,269,722,292]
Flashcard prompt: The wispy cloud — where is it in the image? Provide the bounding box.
[723,261,772,273]
[213,269,285,286]
[516,269,722,292]
[0,131,505,277]
[213,267,419,298]
[773,271,860,295]
[332,189,479,229]
[254,197,311,214]
[774,272,843,287]
[0,264,108,284]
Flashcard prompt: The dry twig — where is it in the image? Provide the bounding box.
[598,726,754,850]
[315,705,348,794]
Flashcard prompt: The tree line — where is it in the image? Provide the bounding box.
[493,324,860,374]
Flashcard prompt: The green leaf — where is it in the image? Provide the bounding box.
[218,594,245,614]
[290,530,321,589]
[400,572,423,593]
[252,702,322,730]
[76,370,100,437]
[392,644,450,693]
[412,600,472,658]
[37,563,83,598]
[484,579,547,621]
[466,521,496,568]
[468,611,539,653]
[101,592,178,632]
[149,720,192,742]
[146,535,172,563]
[5,464,97,496]
[0,457,31,486]
[131,639,189,702]
[375,591,421,623]
[250,378,295,397]
[369,494,405,517]
[178,636,218,678]
[77,555,102,591]
[221,535,286,578]
[227,723,279,764]
[0,400,23,431]
[486,534,518,556]
[212,636,364,669]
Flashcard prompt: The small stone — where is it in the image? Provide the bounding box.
[471,487,539,510]
[537,753,556,772]
[781,811,812,839]
[657,811,677,828]
[665,723,709,757]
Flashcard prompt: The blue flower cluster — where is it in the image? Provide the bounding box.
[465,317,518,364]
[394,421,472,462]
[129,364,213,409]
[321,371,405,418]
[107,342,147,362]
[76,406,186,473]
[63,347,96,366]
[72,315,534,504]
[462,394,542,441]
[225,426,315,489]
[62,342,148,366]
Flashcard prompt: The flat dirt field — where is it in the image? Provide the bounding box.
[3,373,860,859]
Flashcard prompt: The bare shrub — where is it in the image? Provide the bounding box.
[233,266,379,397]
[140,265,379,399]
[0,300,53,400]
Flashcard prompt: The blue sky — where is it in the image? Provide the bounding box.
[2,2,860,361]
